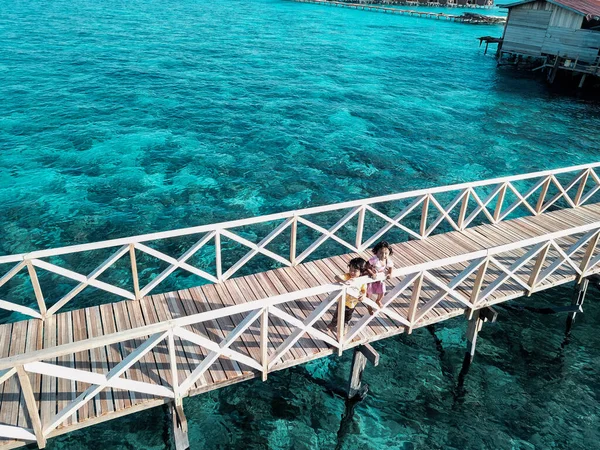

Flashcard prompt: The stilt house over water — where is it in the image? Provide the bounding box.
[498,0,600,85]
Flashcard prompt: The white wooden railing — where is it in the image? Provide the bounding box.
[1,162,600,321]
[1,215,600,447]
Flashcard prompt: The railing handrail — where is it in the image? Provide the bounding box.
[2,216,599,371]
[2,161,599,264]
[1,162,599,322]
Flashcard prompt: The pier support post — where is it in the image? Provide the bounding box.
[565,278,588,336]
[168,402,189,450]
[347,344,379,400]
[461,307,497,374]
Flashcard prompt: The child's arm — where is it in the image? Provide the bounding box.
[358,284,367,301]
[385,260,394,279]
[365,262,377,279]
[335,273,351,284]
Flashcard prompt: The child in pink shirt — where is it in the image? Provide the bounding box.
[366,241,394,311]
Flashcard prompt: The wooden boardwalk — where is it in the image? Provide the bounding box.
[294,0,506,24]
[1,164,600,449]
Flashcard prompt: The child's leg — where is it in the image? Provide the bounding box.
[344,306,355,324]
[328,308,338,330]
[376,293,383,308]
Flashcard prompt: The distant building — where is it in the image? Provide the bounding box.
[498,0,600,85]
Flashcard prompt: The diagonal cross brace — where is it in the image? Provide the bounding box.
[344,272,420,345]
[136,232,218,297]
[222,218,294,280]
[267,291,341,369]
[43,331,168,436]
[414,259,485,323]
[178,308,263,394]
[362,196,426,249]
[295,207,362,264]
[47,245,130,316]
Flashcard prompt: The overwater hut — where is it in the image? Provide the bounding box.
[497,0,600,85]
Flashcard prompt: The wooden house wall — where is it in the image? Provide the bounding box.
[542,27,600,61]
[502,9,552,55]
[501,1,600,61]
[511,1,583,28]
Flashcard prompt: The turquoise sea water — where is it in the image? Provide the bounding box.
[1,0,600,448]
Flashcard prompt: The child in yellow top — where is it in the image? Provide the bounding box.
[327,257,368,332]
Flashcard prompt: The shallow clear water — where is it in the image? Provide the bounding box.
[1,0,600,448]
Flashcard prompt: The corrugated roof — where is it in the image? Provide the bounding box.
[500,0,600,18]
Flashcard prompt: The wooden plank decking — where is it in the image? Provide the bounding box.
[2,202,600,449]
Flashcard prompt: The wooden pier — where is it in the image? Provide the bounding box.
[1,163,600,448]
[294,0,506,24]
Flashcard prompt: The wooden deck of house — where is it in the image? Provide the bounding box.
[1,164,600,449]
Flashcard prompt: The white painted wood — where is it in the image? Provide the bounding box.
[269,305,340,350]
[1,163,599,268]
[344,272,420,344]
[43,331,169,436]
[178,308,263,393]
[355,206,366,250]
[17,366,47,448]
[215,231,222,282]
[422,271,471,307]
[527,243,550,293]
[268,292,340,369]
[362,196,425,249]
[290,217,298,266]
[26,261,46,317]
[32,259,135,301]
[0,367,16,386]
[129,243,141,300]
[222,218,293,280]
[414,259,485,323]
[168,331,180,403]
[0,261,26,289]
[260,307,269,381]
[0,424,37,441]
[336,288,346,356]
[295,207,361,263]
[0,299,42,319]
[173,326,262,373]
[463,184,504,227]
[478,243,547,302]
[47,245,130,316]
[425,191,464,236]
[220,229,291,271]
[4,220,600,373]
[499,178,547,220]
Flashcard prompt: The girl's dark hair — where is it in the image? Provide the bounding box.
[373,241,394,255]
[348,257,367,272]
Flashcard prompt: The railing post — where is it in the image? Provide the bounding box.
[168,330,180,405]
[129,244,141,301]
[419,195,430,238]
[535,177,551,214]
[407,272,423,333]
[574,169,590,206]
[261,307,269,381]
[336,289,346,356]
[457,189,470,230]
[470,258,489,307]
[290,216,298,266]
[355,206,366,251]
[578,231,600,280]
[493,183,507,222]
[527,243,550,295]
[16,366,46,448]
[26,261,46,319]
[215,231,222,282]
